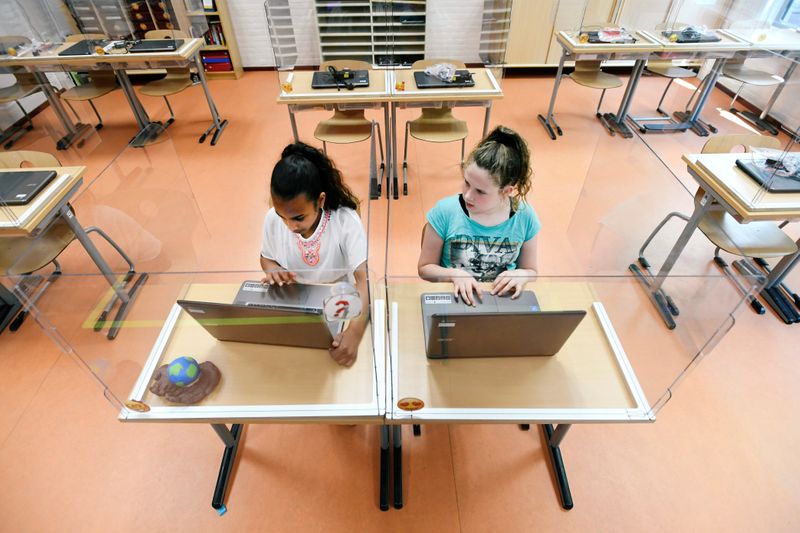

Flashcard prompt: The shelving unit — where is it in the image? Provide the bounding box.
[314,0,426,67]
[184,0,243,79]
[479,0,512,65]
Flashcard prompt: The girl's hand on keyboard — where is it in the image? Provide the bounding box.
[261,269,297,286]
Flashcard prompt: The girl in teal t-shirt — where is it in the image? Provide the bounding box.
[418,126,541,305]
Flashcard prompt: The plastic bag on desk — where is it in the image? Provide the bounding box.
[424,63,457,81]
[749,147,800,178]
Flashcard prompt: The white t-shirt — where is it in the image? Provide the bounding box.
[260,207,367,283]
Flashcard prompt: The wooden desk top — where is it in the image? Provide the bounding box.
[722,28,800,52]
[557,30,662,55]
[276,69,391,105]
[0,38,203,68]
[123,283,383,423]
[0,166,83,236]
[387,281,650,423]
[684,153,800,222]
[390,68,503,101]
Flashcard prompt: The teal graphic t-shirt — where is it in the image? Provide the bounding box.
[426,194,541,282]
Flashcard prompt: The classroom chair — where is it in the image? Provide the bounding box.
[60,33,119,130]
[314,60,385,194]
[0,36,41,149]
[138,30,194,129]
[0,150,136,332]
[637,134,796,314]
[568,59,623,136]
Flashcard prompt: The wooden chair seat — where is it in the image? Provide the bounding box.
[570,69,623,89]
[314,109,373,144]
[61,82,117,101]
[0,81,38,103]
[699,211,798,257]
[409,112,468,143]
[646,61,695,79]
[139,71,193,97]
[723,64,783,86]
[0,219,75,275]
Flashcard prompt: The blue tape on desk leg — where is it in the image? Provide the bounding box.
[216,505,227,516]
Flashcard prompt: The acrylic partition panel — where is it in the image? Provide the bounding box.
[5,268,384,422]
[383,272,755,423]
[387,117,760,421]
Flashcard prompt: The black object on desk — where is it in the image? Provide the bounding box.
[0,170,57,206]
[311,69,369,89]
[413,70,475,89]
[736,158,800,193]
[128,39,185,53]
[58,39,107,56]
[661,29,721,43]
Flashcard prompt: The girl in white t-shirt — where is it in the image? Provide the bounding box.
[260,142,368,367]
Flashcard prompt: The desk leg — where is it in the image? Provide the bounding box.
[767,248,800,290]
[537,52,566,140]
[483,103,492,138]
[380,425,390,511]
[32,71,93,150]
[542,424,573,510]
[735,61,796,136]
[605,59,645,139]
[673,58,725,137]
[115,70,165,148]
[391,102,399,200]
[630,196,712,329]
[194,54,229,145]
[211,423,243,515]
[288,107,299,142]
[392,425,403,509]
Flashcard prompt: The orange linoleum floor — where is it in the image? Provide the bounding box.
[0,69,798,532]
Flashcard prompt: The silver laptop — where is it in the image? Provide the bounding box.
[177,281,342,349]
[421,291,586,359]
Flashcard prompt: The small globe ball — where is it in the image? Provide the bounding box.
[167,356,201,387]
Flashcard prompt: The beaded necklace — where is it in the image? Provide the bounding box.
[295,209,330,266]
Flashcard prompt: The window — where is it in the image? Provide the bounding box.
[776,0,800,28]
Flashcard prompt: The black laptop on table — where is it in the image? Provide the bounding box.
[0,170,58,206]
[58,39,108,56]
[311,69,370,89]
[177,281,343,349]
[128,39,185,53]
[420,291,586,359]
[413,70,475,89]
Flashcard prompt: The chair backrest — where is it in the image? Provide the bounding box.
[0,35,31,48]
[65,33,108,42]
[701,134,782,154]
[574,60,602,72]
[412,58,467,69]
[144,29,189,40]
[0,151,60,169]
[320,59,372,71]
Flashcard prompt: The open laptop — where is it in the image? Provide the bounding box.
[413,70,475,89]
[128,39,185,53]
[311,69,370,89]
[0,170,57,206]
[421,291,586,358]
[58,39,107,56]
[736,158,800,193]
[177,281,342,349]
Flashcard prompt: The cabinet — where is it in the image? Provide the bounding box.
[315,0,426,67]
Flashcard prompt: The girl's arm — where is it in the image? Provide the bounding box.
[491,236,538,297]
[418,223,482,305]
[260,255,297,285]
[329,262,369,367]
